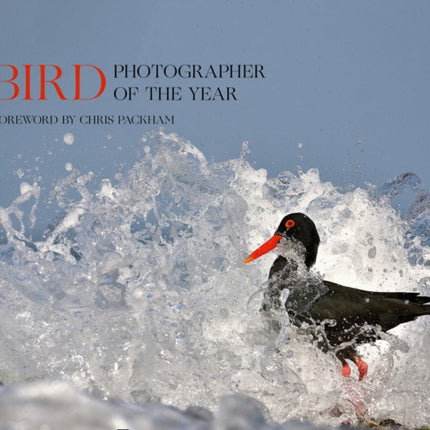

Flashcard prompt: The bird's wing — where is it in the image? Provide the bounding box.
[306,280,430,332]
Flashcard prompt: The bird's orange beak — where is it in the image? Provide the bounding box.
[243,234,282,264]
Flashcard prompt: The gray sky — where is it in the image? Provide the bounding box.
[1,1,430,213]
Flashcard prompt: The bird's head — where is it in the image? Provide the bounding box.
[243,212,320,269]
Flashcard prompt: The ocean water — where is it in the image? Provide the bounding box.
[0,131,429,429]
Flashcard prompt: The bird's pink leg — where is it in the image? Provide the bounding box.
[353,356,368,381]
[340,357,368,381]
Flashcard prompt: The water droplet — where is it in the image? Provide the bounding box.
[19,182,37,195]
[240,140,250,159]
[63,132,74,145]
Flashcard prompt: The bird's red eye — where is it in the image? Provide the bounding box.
[285,219,295,228]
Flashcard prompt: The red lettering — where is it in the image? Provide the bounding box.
[39,65,67,100]
[74,64,106,100]
[0,64,107,101]
[0,65,19,100]
[24,64,32,100]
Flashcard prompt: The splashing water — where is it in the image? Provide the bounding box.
[0,131,429,429]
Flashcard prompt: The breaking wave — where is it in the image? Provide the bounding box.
[1,131,429,429]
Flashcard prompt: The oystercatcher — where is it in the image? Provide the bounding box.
[244,213,430,380]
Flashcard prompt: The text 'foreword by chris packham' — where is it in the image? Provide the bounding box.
[0,114,175,125]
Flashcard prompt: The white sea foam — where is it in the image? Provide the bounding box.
[0,131,429,429]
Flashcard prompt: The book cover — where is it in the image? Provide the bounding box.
[1,1,429,428]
